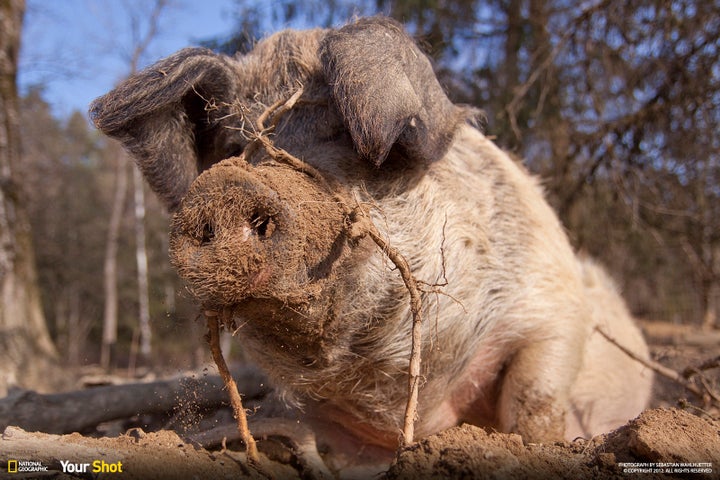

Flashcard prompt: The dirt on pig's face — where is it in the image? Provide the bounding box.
[168,155,370,366]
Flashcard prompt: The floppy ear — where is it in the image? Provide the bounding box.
[320,17,466,167]
[90,48,239,211]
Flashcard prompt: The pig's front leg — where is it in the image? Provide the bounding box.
[496,332,586,443]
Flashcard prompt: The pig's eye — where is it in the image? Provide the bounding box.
[201,223,215,245]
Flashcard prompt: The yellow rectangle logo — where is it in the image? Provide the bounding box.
[7,460,18,473]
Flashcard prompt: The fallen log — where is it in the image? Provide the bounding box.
[0,366,268,434]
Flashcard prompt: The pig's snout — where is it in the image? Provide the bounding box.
[168,161,294,306]
[169,159,350,311]
[199,207,276,246]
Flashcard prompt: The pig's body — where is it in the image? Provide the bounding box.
[266,124,651,445]
[91,16,653,475]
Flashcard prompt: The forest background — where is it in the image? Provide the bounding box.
[1,0,718,394]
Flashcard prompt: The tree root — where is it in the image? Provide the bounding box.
[204,312,260,465]
[346,207,425,446]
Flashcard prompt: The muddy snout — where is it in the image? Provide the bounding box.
[169,158,348,308]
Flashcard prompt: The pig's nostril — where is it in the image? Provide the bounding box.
[201,223,215,245]
[250,212,275,239]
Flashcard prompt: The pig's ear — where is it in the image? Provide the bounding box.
[90,48,238,211]
[320,17,466,167]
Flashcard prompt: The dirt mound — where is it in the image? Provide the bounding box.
[3,408,717,479]
[386,408,720,479]
[604,408,720,466]
[0,426,303,479]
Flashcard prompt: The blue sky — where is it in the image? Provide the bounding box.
[18,0,239,118]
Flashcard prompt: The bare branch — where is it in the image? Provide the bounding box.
[127,0,168,74]
[595,326,720,409]
[683,356,720,378]
[355,209,424,446]
[204,312,260,465]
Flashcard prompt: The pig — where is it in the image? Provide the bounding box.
[90,16,653,475]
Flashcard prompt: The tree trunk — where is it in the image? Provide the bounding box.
[702,278,719,330]
[703,301,717,330]
[0,0,60,395]
[66,286,82,366]
[498,0,522,149]
[101,147,128,370]
[161,233,175,312]
[122,0,168,366]
[132,165,151,359]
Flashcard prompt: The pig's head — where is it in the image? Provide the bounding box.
[90,17,469,369]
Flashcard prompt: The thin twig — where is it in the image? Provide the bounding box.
[265,86,305,131]
[676,399,716,419]
[682,357,720,406]
[205,312,260,465]
[350,208,424,447]
[683,356,720,378]
[595,326,720,409]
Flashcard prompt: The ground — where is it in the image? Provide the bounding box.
[1,321,718,479]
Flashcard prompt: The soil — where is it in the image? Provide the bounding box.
[387,407,719,479]
[1,321,719,479]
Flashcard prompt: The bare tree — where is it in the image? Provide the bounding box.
[101,0,168,369]
[101,144,128,369]
[132,165,151,358]
[0,0,60,394]
[127,0,168,363]
[462,0,720,326]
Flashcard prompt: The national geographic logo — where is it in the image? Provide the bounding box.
[5,460,48,473]
[5,459,123,474]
